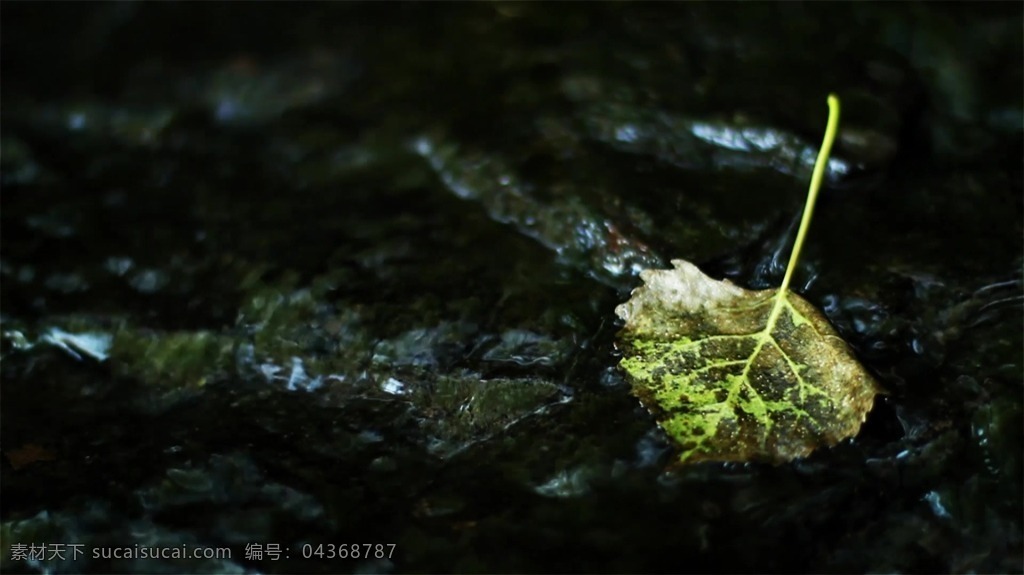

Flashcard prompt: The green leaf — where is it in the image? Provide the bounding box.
[615,95,882,464]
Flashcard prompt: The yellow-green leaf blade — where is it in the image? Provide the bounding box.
[615,260,881,464]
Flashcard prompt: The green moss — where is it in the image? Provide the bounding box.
[111,329,233,389]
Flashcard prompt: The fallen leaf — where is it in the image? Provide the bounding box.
[615,95,882,464]
[5,443,56,470]
[615,259,882,464]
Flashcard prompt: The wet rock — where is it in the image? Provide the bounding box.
[1,3,1020,574]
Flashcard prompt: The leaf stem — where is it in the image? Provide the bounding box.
[780,94,841,294]
[764,94,840,331]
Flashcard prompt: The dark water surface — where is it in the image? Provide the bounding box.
[2,4,1022,574]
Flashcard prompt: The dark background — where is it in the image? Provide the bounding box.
[2,3,1021,573]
